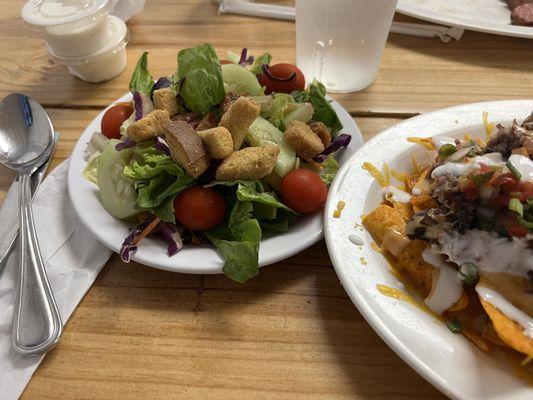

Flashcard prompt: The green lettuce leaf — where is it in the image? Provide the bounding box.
[301,155,339,185]
[129,52,154,94]
[236,181,295,213]
[292,80,343,136]
[176,44,226,116]
[206,200,262,283]
[249,52,272,75]
[264,93,294,130]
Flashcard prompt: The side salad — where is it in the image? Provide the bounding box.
[84,44,351,283]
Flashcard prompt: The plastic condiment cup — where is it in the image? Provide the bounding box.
[22,0,115,57]
[47,15,129,83]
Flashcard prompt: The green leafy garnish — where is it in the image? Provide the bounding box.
[508,198,524,217]
[129,52,154,94]
[446,318,463,334]
[506,159,522,180]
[176,44,226,116]
[301,155,339,186]
[458,262,479,285]
[438,143,457,159]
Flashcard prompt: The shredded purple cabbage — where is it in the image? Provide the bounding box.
[120,216,155,262]
[153,77,171,92]
[154,137,170,156]
[115,137,136,151]
[312,134,352,163]
[133,91,143,121]
[156,222,183,256]
[238,48,254,66]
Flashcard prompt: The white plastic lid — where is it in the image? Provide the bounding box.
[22,0,114,32]
[47,15,128,65]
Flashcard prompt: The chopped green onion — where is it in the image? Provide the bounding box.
[470,171,494,187]
[509,198,524,217]
[520,218,533,230]
[458,262,480,285]
[506,159,522,180]
[446,318,462,334]
[438,143,457,159]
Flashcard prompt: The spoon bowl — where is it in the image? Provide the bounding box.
[0,94,54,173]
[0,93,62,355]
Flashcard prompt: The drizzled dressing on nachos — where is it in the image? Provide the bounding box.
[363,111,533,363]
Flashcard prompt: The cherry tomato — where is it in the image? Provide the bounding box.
[503,217,528,238]
[259,63,305,94]
[174,187,226,231]
[101,104,133,139]
[220,60,233,65]
[280,169,328,214]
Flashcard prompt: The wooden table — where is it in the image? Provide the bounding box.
[1,1,532,398]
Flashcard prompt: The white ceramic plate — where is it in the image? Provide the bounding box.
[68,93,363,274]
[397,0,533,39]
[325,100,533,400]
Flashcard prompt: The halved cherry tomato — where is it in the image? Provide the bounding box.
[503,216,528,238]
[259,63,305,94]
[174,187,226,231]
[101,104,133,139]
[280,169,327,214]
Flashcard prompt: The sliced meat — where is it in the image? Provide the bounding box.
[506,0,530,10]
[511,3,533,25]
[164,121,209,178]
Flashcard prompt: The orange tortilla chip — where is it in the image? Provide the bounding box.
[362,204,405,242]
[395,239,436,297]
[392,202,414,221]
[480,298,533,357]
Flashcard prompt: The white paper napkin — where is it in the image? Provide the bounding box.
[0,160,112,399]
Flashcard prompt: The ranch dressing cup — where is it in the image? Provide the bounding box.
[22,0,115,57]
[47,15,129,83]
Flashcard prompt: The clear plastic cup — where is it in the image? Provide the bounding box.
[296,0,397,93]
[47,15,129,83]
[22,0,114,57]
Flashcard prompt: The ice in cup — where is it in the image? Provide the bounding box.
[296,0,397,93]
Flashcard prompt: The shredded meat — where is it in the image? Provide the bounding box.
[429,175,475,232]
[485,120,532,158]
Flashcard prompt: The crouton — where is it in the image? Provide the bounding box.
[164,121,209,178]
[197,127,234,159]
[153,88,179,116]
[309,121,332,147]
[285,120,325,159]
[126,110,171,142]
[216,146,280,181]
[219,97,260,150]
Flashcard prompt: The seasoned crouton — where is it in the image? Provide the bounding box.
[197,127,233,159]
[219,97,260,150]
[309,121,332,147]
[285,120,325,159]
[216,146,280,181]
[126,110,171,142]
[153,88,179,116]
[164,121,209,178]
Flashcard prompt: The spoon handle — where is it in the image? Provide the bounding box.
[12,172,62,355]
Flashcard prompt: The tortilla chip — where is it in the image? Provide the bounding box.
[447,292,469,313]
[479,298,533,357]
[392,202,414,221]
[396,239,436,296]
[462,326,491,353]
[362,204,405,242]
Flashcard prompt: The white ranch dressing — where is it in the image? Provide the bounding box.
[508,154,533,181]
[382,186,411,203]
[435,229,533,280]
[421,249,463,314]
[431,136,455,150]
[476,285,533,339]
[431,152,504,179]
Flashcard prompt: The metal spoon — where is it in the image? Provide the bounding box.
[0,93,62,355]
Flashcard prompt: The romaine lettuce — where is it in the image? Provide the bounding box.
[176,44,226,116]
[129,52,154,94]
[249,52,272,75]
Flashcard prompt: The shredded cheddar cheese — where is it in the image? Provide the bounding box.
[391,169,409,183]
[360,256,368,266]
[382,163,391,186]
[411,154,421,174]
[407,137,435,150]
[464,133,472,141]
[362,162,388,187]
[333,200,346,219]
[482,111,494,140]
[370,241,382,253]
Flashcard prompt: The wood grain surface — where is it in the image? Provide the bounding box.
[0,0,530,398]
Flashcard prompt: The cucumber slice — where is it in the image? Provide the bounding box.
[246,117,296,177]
[283,102,314,126]
[222,64,263,96]
[97,140,138,219]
